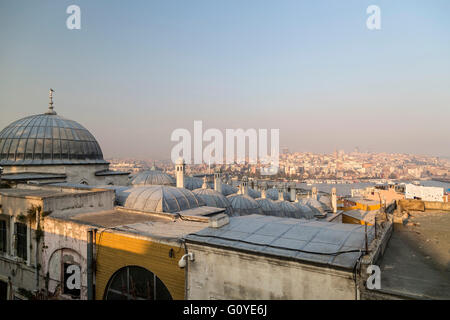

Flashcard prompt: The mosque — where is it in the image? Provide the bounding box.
[0,90,387,301]
[0,90,337,220]
[0,90,129,186]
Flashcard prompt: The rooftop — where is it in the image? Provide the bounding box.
[377,210,450,299]
[53,207,220,242]
[185,214,375,270]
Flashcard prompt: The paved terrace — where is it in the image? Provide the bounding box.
[377,210,450,299]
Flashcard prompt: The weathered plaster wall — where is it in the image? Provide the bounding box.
[186,243,356,300]
[41,217,89,299]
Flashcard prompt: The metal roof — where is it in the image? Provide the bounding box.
[130,170,175,186]
[255,198,283,217]
[1,172,67,181]
[227,194,263,216]
[0,113,107,166]
[192,187,234,216]
[185,214,374,269]
[121,185,206,213]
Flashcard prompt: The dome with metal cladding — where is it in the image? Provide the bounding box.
[292,202,315,219]
[274,200,300,218]
[299,198,325,214]
[0,93,106,166]
[255,198,283,217]
[121,185,205,213]
[227,194,263,216]
[318,195,332,210]
[131,169,175,186]
[266,187,290,201]
[220,183,238,196]
[193,187,234,216]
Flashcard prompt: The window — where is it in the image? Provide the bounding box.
[15,223,27,260]
[104,266,172,300]
[0,220,7,253]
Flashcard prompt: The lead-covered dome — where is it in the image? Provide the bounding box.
[0,113,106,165]
[227,194,263,216]
[121,186,205,213]
[193,187,234,216]
[131,169,175,186]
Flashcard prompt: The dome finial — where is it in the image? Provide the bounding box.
[46,88,57,115]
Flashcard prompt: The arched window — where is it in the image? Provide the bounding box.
[104,266,172,300]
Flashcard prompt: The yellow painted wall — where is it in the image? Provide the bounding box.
[340,201,380,212]
[95,231,186,300]
[342,214,373,226]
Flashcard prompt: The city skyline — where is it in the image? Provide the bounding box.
[1,0,450,159]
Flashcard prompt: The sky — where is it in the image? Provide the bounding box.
[0,0,449,159]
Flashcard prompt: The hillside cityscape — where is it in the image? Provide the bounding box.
[108,150,450,183]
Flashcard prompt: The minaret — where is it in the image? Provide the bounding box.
[331,187,337,213]
[175,158,185,188]
[289,182,296,203]
[241,176,249,196]
[277,183,285,201]
[46,88,57,115]
[312,187,318,200]
[260,182,268,199]
[214,170,222,194]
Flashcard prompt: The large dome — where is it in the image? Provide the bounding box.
[0,113,106,165]
[121,185,205,213]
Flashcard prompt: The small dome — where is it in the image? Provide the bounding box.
[300,198,325,215]
[247,188,261,199]
[274,200,300,218]
[0,113,106,165]
[220,183,238,196]
[292,202,315,219]
[255,198,283,217]
[227,194,263,216]
[266,188,290,201]
[318,195,332,210]
[131,170,175,186]
[121,186,205,213]
[183,176,211,190]
[192,187,234,216]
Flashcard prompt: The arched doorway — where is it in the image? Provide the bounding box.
[104,266,172,300]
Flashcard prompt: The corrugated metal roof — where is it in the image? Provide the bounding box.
[185,214,374,269]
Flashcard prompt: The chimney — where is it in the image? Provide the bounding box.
[202,176,208,189]
[214,171,222,193]
[278,184,285,201]
[295,193,301,203]
[175,158,185,188]
[312,187,317,200]
[241,176,249,196]
[331,187,337,213]
[261,182,268,199]
[290,182,296,202]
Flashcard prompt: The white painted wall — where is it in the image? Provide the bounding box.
[404,184,444,202]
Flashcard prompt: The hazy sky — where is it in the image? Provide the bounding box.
[1,0,449,159]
